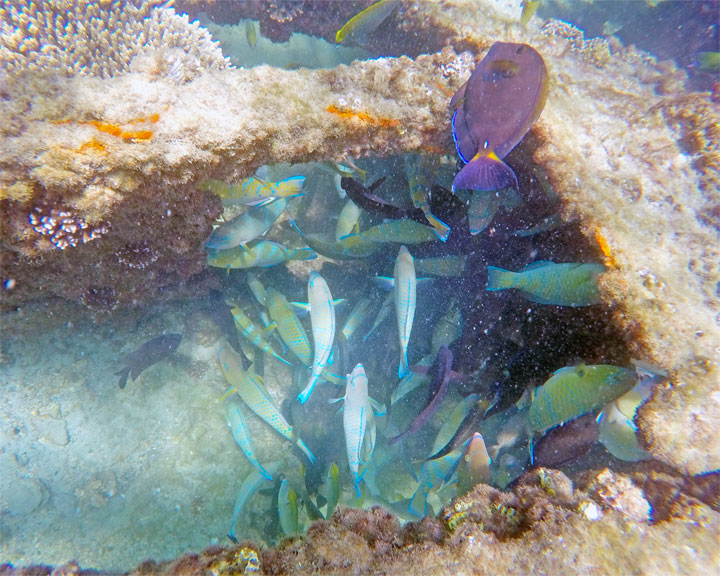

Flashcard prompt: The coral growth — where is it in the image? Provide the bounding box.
[0,0,229,78]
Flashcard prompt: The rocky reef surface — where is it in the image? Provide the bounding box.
[2,467,718,575]
[1,0,719,569]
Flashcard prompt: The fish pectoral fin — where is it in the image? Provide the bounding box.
[218,386,237,402]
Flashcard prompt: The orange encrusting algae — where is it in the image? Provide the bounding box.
[89,121,153,141]
[595,229,618,268]
[326,104,400,128]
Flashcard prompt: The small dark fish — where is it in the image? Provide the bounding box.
[389,345,453,445]
[341,177,427,223]
[451,42,548,192]
[116,333,182,389]
[531,412,599,468]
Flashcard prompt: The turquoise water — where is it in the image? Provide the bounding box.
[1,0,717,572]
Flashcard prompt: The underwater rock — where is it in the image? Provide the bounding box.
[0,477,46,516]
[581,468,650,524]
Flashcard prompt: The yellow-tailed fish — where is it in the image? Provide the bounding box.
[527,364,637,435]
[291,220,379,260]
[428,393,480,459]
[245,20,257,48]
[394,246,416,378]
[207,240,316,270]
[336,199,362,241]
[218,347,315,463]
[231,307,291,365]
[278,479,299,536]
[299,272,336,404]
[201,176,304,206]
[266,287,312,366]
[326,462,340,518]
[404,154,451,241]
[246,271,266,305]
[228,463,280,543]
[457,432,491,494]
[341,297,372,342]
[206,198,291,250]
[409,441,467,517]
[431,298,462,353]
[340,363,372,497]
[520,0,541,26]
[415,255,467,278]
[597,376,654,462]
[224,397,273,480]
[336,0,400,45]
[487,261,605,306]
[451,42,548,193]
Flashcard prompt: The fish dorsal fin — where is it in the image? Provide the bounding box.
[521,260,555,272]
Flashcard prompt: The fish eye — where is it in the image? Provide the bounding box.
[516,45,526,54]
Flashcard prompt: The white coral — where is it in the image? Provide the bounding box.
[0,0,230,78]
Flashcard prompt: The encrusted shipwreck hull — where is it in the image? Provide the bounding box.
[1,0,719,567]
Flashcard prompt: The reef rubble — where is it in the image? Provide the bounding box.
[2,468,718,576]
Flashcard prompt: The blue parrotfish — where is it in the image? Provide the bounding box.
[115,333,182,389]
[336,0,400,45]
[230,307,291,366]
[389,345,454,445]
[207,240,315,269]
[266,288,313,366]
[486,261,605,306]
[228,463,280,543]
[218,346,315,463]
[451,42,548,193]
[201,176,304,206]
[338,363,374,498]
[206,198,290,250]
[336,199,362,241]
[224,397,273,480]
[299,271,336,404]
[394,246,416,379]
[527,364,637,435]
[409,440,469,517]
[278,479,299,536]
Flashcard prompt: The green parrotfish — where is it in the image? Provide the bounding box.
[451,42,548,193]
[527,364,637,435]
[207,240,316,270]
[486,261,605,306]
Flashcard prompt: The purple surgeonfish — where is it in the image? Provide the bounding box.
[451,42,548,193]
[388,345,453,445]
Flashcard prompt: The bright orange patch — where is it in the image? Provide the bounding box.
[76,139,108,154]
[595,229,617,268]
[327,104,399,128]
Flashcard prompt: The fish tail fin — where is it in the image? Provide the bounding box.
[277,176,306,197]
[298,372,319,404]
[486,266,516,291]
[399,349,409,379]
[452,153,518,193]
[116,367,131,389]
[423,211,451,242]
[297,438,316,463]
[408,491,426,518]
